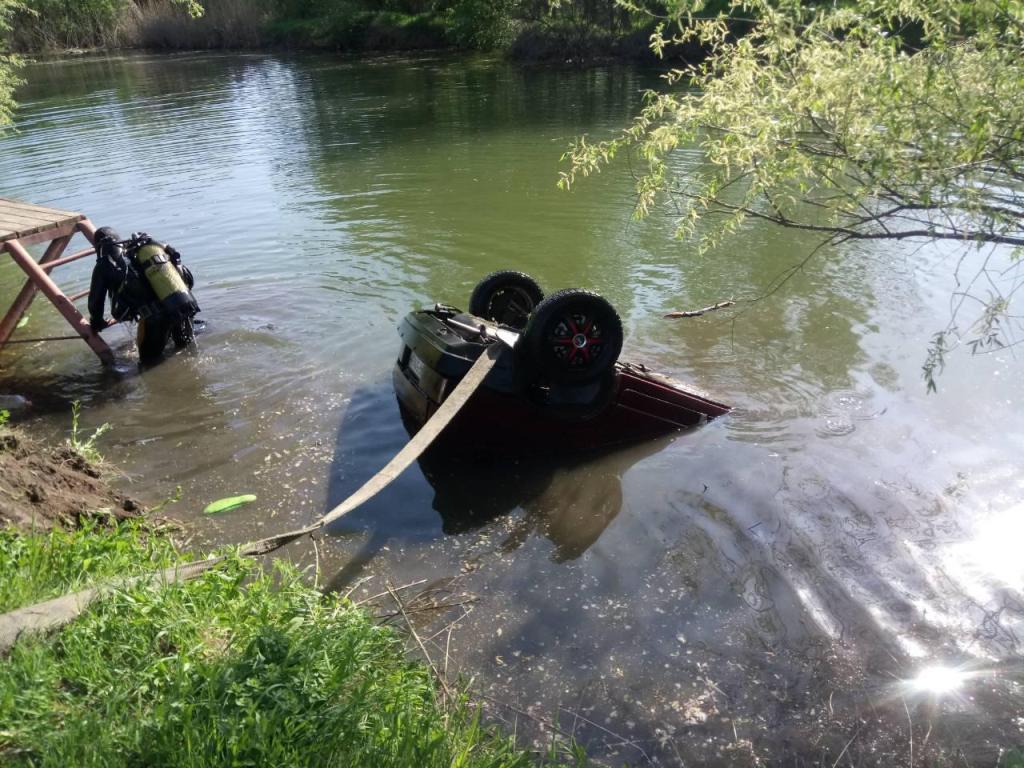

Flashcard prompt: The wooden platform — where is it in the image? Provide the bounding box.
[0,198,85,248]
[0,198,112,364]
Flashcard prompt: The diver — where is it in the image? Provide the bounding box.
[88,226,200,363]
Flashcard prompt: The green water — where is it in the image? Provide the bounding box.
[1,52,1022,765]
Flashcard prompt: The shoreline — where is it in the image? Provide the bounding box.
[12,40,673,67]
[0,420,584,767]
[0,423,142,531]
[5,6,698,69]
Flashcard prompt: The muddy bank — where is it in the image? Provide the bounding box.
[0,427,141,530]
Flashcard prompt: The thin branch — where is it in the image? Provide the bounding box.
[664,300,736,318]
[385,582,454,702]
[688,191,1024,246]
[354,578,428,606]
[556,706,655,763]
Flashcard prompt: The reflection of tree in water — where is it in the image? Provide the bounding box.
[290,58,666,316]
[602,143,899,427]
[631,202,877,423]
[18,54,282,144]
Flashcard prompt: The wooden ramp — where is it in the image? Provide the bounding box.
[0,198,113,364]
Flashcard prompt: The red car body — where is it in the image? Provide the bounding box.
[393,308,731,452]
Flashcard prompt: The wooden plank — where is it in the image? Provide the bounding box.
[0,198,77,216]
[0,208,67,226]
[0,198,84,242]
[0,207,79,225]
[0,212,56,232]
[0,197,78,219]
[1,218,83,246]
[0,205,53,222]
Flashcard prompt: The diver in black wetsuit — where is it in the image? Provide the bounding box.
[88,227,199,363]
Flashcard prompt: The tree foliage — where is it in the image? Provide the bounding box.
[561,0,1024,387]
[0,1,203,129]
[0,0,24,130]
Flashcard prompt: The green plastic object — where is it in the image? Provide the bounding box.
[203,494,257,515]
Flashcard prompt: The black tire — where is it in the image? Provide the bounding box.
[519,288,623,385]
[468,270,544,330]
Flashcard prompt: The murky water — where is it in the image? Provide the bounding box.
[2,53,1022,765]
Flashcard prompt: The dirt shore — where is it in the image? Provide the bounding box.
[0,427,142,530]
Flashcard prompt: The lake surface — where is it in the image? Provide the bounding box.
[1,52,1022,765]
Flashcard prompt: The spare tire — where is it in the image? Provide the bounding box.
[468,270,544,330]
[519,288,623,385]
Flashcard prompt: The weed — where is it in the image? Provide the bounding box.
[65,400,110,465]
[0,409,8,428]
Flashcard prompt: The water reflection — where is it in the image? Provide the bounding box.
[415,435,672,562]
[321,383,671,593]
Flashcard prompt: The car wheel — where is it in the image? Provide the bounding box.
[468,270,544,330]
[519,288,623,385]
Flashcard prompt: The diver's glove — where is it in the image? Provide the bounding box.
[89,316,111,333]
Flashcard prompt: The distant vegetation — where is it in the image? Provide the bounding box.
[0,0,20,129]
[3,0,680,62]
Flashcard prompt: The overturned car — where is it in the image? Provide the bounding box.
[393,270,731,452]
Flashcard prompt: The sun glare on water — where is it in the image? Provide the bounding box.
[904,665,969,697]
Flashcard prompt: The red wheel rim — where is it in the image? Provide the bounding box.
[548,311,606,370]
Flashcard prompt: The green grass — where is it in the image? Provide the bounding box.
[0,519,180,614]
[0,523,583,767]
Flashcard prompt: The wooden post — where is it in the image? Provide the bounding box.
[0,235,72,345]
[77,218,97,244]
[4,239,114,366]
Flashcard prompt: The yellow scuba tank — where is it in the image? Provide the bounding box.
[133,241,198,318]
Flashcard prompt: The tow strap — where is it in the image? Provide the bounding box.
[0,343,502,653]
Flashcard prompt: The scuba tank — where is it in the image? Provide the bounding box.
[130,235,199,319]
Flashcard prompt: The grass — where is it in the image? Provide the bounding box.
[65,400,111,465]
[0,522,584,767]
[0,519,180,613]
